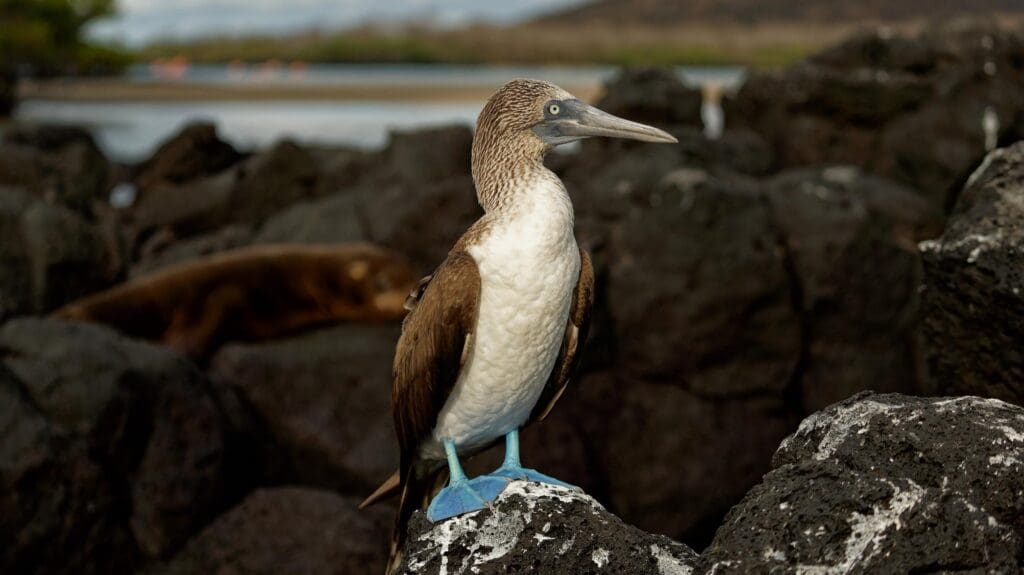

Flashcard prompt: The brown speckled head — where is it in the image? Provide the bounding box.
[472,79,572,211]
[471,78,677,212]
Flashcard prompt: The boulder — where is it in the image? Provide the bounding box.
[726,21,1024,211]
[921,143,1024,403]
[765,166,937,409]
[0,365,134,575]
[131,126,476,272]
[606,170,800,394]
[209,324,400,493]
[566,373,797,549]
[0,67,13,117]
[132,122,241,197]
[701,393,1024,573]
[0,187,121,317]
[0,318,239,563]
[595,67,704,129]
[0,124,112,217]
[153,487,390,575]
[130,139,322,245]
[398,481,698,575]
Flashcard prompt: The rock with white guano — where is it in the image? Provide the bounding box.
[700,392,1024,573]
[920,142,1024,403]
[397,481,698,575]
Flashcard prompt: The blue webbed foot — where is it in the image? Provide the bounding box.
[486,428,575,489]
[488,465,574,488]
[426,475,511,522]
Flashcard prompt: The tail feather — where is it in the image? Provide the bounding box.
[386,460,446,575]
[361,470,401,510]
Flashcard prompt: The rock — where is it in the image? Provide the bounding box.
[130,139,322,244]
[0,187,121,317]
[359,176,481,273]
[0,67,14,117]
[606,170,800,394]
[0,124,112,217]
[372,125,472,186]
[130,224,254,277]
[0,365,134,575]
[209,324,400,493]
[254,192,364,246]
[567,372,797,549]
[921,143,1024,402]
[0,318,238,562]
[727,22,1024,211]
[595,67,704,129]
[131,126,475,272]
[132,122,241,197]
[398,481,697,575]
[153,487,390,575]
[701,393,1024,573]
[765,166,936,409]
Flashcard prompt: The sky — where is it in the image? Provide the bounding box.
[87,0,584,46]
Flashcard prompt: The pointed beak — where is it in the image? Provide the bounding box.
[565,102,678,143]
[534,99,678,145]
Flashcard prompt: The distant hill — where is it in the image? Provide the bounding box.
[537,0,1024,25]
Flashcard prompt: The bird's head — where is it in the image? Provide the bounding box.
[474,78,677,157]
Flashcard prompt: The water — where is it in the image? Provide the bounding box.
[14,64,743,163]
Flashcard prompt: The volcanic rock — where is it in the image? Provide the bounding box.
[132,122,241,197]
[727,21,1024,211]
[0,318,237,561]
[701,392,1024,573]
[153,487,390,575]
[397,481,698,575]
[921,143,1024,402]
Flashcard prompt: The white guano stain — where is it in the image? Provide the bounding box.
[650,544,694,575]
[795,479,925,574]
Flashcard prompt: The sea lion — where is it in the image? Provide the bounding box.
[55,242,416,360]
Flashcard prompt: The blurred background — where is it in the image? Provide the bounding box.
[3,1,1024,574]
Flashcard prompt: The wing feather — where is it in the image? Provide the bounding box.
[392,250,481,462]
[530,248,595,422]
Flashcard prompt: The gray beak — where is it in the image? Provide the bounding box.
[533,99,678,145]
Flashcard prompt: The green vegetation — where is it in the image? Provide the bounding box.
[0,0,129,73]
[139,23,826,68]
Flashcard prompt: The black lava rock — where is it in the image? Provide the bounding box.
[398,481,698,575]
[921,142,1024,403]
[701,392,1024,573]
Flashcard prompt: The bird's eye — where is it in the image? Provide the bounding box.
[548,103,561,115]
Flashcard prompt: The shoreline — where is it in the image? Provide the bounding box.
[17,78,605,103]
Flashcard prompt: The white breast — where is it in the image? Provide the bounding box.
[429,175,580,456]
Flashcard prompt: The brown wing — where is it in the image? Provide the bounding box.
[530,248,595,422]
[392,250,481,463]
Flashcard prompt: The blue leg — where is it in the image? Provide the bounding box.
[487,429,573,488]
[427,439,510,522]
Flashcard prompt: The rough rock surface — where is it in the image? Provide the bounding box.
[594,67,704,129]
[765,166,936,409]
[0,67,14,116]
[727,21,1024,210]
[0,187,121,318]
[921,143,1024,402]
[152,487,391,575]
[0,124,112,217]
[132,121,241,197]
[209,324,400,493]
[130,139,322,246]
[701,392,1024,573]
[398,481,697,575]
[0,318,238,567]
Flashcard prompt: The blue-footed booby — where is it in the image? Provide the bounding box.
[360,79,676,574]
